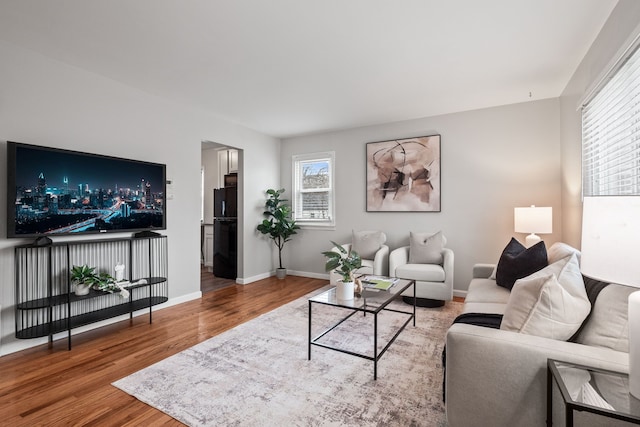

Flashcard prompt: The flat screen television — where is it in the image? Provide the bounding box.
[6,141,166,238]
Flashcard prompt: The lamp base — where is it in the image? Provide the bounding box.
[630,291,640,398]
[524,233,541,248]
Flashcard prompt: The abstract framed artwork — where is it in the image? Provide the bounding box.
[366,135,441,212]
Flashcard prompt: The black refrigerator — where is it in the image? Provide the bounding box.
[213,184,237,279]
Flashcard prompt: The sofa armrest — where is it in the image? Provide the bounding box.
[372,245,390,276]
[472,263,495,279]
[445,324,629,427]
[388,246,409,277]
[442,248,454,289]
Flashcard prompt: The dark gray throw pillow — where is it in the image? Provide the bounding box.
[495,238,547,290]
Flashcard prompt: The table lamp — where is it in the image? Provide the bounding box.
[581,196,640,398]
[514,205,552,248]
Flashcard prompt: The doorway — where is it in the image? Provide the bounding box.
[201,141,241,293]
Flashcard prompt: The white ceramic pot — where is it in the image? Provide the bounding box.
[276,268,287,279]
[74,282,91,296]
[336,280,355,300]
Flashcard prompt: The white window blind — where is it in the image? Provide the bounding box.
[582,43,640,197]
[293,152,335,226]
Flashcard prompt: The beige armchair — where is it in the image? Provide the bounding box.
[389,231,454,307]
[329,231,389,285]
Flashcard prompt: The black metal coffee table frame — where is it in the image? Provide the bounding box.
[308,279,416,380]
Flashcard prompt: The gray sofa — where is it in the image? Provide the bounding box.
[445,243,637,427]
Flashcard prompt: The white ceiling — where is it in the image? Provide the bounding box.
[0,0,618,138]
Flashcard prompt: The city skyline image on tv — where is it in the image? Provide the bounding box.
[7,141,166,238]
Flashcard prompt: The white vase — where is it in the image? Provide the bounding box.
[74,282,91,296]
[276,268,287,279]
[336,280,355,300]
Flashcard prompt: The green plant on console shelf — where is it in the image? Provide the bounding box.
[322,241,362,283]
[70,264,98,296]
[70,264,97,283]
[92,272,130,299]
[70,265,129,298]
[256,188,300,271]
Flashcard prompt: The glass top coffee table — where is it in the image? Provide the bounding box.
[547,359,640,426]
[308,278,415,380]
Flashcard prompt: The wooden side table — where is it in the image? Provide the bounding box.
[547,359,640,426]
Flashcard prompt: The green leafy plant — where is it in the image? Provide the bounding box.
[92,272,130,298]
[70,265,129,297]
[257,188,300,269]
[322,241,362,282]
[70,265,98,285]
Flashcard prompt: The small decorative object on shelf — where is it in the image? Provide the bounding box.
[114,262,125,282]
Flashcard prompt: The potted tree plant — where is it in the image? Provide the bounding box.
[322,241,362,300]
[257,188,300,279]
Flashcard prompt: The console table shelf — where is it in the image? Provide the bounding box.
[14,235,168,349]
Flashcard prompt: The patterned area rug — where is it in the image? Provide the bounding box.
[113,287,463,426]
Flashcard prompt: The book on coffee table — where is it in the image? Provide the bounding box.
[360,276,398,291]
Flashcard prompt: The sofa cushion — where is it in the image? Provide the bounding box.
[395,263,445,282]
[547,242,581,265]
[465,278,511,304]
[352,230,385,259]
[500,254,590,340]
[409,231,443,264]
[495,238,547,290]
[575,283,636,352]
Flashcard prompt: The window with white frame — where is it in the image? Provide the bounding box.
[292,152,335,226]
[582,41,640,197]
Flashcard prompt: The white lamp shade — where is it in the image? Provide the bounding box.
[514,206,552,234]
[581,196,640,398]
[514,206,552,247]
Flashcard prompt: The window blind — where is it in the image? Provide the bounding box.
[582,43,640,197]
[292,153,334,225]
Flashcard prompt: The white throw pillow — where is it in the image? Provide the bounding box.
[409,231,443,264]
[351,230,385,259]
[500,253,590,340]
[547,242,581,265]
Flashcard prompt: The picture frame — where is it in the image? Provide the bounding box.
[366,135,441,212]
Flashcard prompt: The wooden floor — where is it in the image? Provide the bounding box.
[0,275,326,426]
[200,264,236,294]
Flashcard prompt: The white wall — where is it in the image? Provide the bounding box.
[0,41,280,355]
[559,0,640,248]
[281,99,562,293]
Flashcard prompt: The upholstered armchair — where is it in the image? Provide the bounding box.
[389,231,454,307]
[329,231,389,285]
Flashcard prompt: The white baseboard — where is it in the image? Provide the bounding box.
[0,291,202,357]
[237,271,273,284]
[286,270,329,280]
[238,270,329,284]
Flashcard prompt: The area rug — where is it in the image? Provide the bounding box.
[113,287,463,426]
